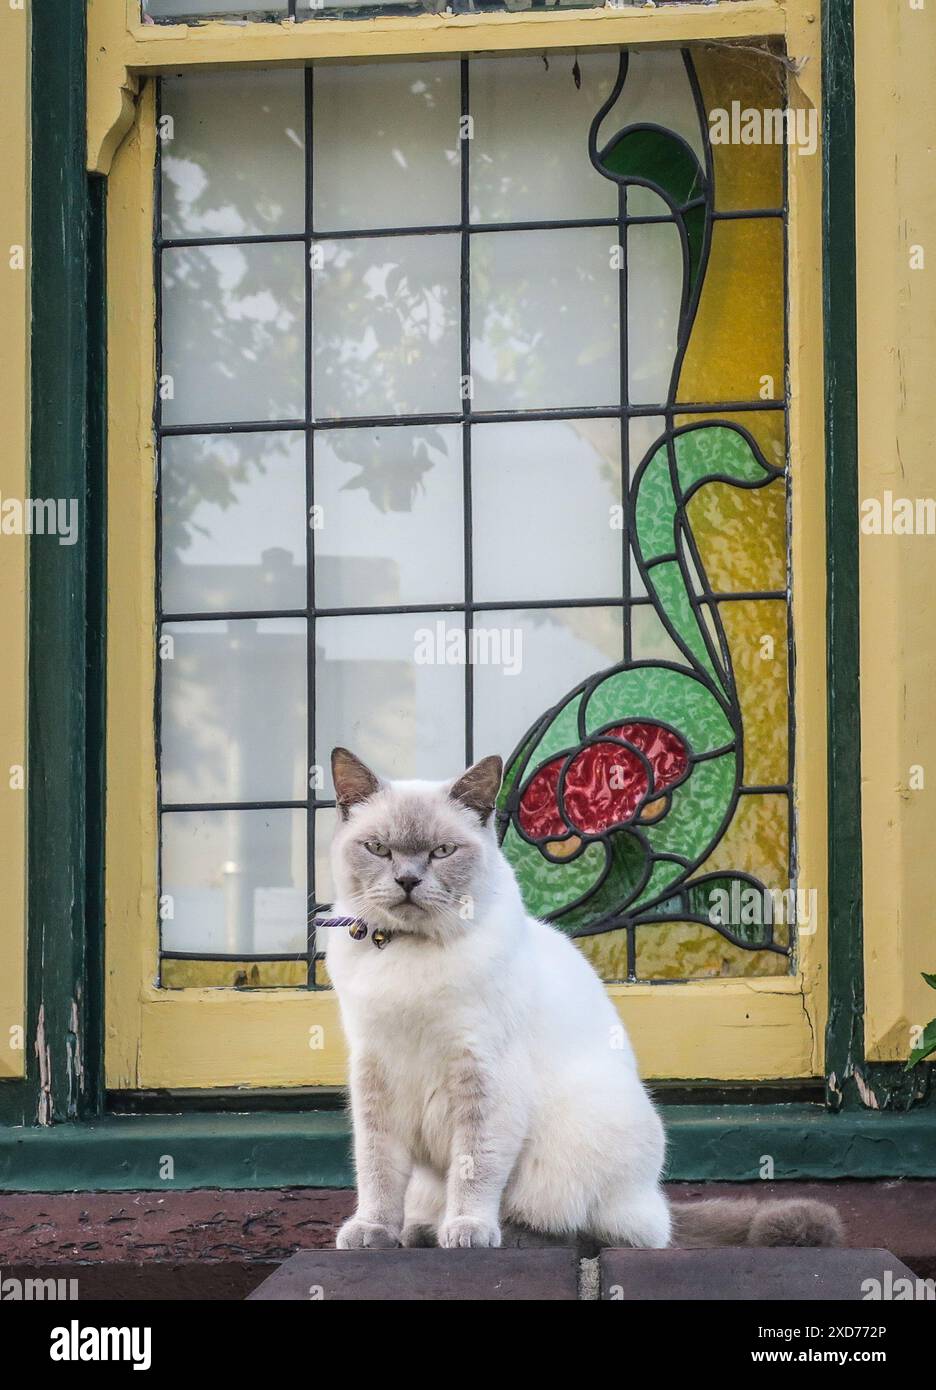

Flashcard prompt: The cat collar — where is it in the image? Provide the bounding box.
[315,916,391,949]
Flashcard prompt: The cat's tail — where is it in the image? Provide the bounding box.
[669,1197,845,1248]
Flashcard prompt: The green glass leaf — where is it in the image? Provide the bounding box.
[684,873,774,948]
[530,690,585,768]
[599,125,706,295]
[501,822,606,921]
[558,830,648,933]
[629,860,688,918]
[647,559,720,684]
[674,422,777,494]
[634,445,678,555]
[923,972,936,991]
[683,203,707,290]
[641,752,736,863]
[584,665,733,755]
[601,126,705,206]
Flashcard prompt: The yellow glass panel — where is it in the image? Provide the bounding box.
[675,408,786,470]
[577,928,629,982]
[718,599,788,786]
[577,920,789,983]
[686,475,786,594]
[635,922,789,981]
[696,792,789,910]
[161,959,306,988]
[692,45,785,212]
[314,958,332,988]
[678,218,784,404]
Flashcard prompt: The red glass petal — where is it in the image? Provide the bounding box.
[562,740,650,835]
[518,757,567,840]
[607,722,688,793]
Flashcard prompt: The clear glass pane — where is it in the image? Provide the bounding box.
[627,188,675,220]
[628,414,666,599]
[160,71,304,239]
[597,49,706,178]
[471,607,624,761]
[161,618,307,803]
[312,235,460,419]
[161,243,305,426]
[630,602,686,665]
[315,612,465,794]
[629,414,667,472]
[161,432,306,614]
[470,227,619,411]
[315,425,463,607]
[146,1,287,14]
[313,806,338,906]
[471,419,622,602]
[298,0,419,10]
[627,220,683,406]
[469,53,617,224]
[161,808,306,956]
[313,62,460,232]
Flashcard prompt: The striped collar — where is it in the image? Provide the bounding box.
[315,915,392,949]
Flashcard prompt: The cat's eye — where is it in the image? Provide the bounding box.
[363,840,391,858]
[430,843,457,859]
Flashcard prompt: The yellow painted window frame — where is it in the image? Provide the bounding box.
[855,0,936,1065]
[94,0,829,1089]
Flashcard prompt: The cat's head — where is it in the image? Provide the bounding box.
[329,747,504,941]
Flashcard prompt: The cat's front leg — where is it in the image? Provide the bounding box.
[438,1055,525,1250]
[337,1054,411,1250]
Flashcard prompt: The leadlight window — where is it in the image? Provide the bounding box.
[156,46,792,990]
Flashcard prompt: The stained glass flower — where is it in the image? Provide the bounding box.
[518,722,689,845]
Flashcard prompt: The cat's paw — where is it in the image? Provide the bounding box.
[438,1216,501,1249]
[335,1218,401,1250]
[401,1222,438,1248]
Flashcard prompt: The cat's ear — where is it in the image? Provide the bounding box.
[332,747,382,820]
[449,754,503,826]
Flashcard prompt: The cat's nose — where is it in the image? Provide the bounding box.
[395,874,422,896]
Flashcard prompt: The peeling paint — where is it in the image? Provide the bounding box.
[34,1004,52,1127]
[66,996,85,1121]
[854,1068,881,1111]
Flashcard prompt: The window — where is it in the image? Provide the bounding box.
[155,47,791,992]
[103,6,826,1086]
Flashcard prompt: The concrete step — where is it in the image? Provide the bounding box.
[248,1246,925,1301]
[600,1247,924,1301]
[248,1247,580,1300]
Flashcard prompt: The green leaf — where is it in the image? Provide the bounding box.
[905,1019,936,1070]
[922,971,936,991]
[598,125,707,298]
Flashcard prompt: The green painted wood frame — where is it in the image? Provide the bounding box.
[1,0,932,1188]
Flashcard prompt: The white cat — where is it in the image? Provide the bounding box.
[325,747,842,1252]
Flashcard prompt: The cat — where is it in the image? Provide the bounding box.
[325,746,844,1252]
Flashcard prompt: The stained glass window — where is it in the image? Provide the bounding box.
[155,45,792,989]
